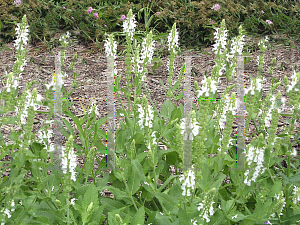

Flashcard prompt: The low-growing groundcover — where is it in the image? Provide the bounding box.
[1,9,300,225]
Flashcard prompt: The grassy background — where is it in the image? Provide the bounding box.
[0,0,300,56]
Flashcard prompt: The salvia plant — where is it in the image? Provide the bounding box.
[0,9,300,225]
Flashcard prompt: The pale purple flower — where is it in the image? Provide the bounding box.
[209,18,215,24]
[120,15,126,21]
[93,13,98,19]
[87,7,95,13]
[71,16,74,20]
[63,6,66,9]
[104,24,107,27]
[266,20,273,24]
[211,4,220,11]
[13,0,21,6]
[261,10,264,13]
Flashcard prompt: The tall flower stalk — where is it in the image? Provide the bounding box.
[61,135,76,224]
[166,23,180,100]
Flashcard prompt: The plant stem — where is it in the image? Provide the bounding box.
[124,180,139,212]
[117,89,129,117]
[285,154,291,212]
[252,118,260,134]
[267,168,276,184]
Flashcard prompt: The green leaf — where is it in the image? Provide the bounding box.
[227,212,247,222]
[151,57,163,73]
[161,126,177,142]
[283,172,300,186]
[153,32,169,40]
[62,118,74,136]
[178,207,190,225]
[127,165,141,195]
[132,132,144,144]
[80,184,99,224]
[170,107,182,122]
[229,169,242,187]
[95,156,108,172]
[136,151,148,163]
[63,108,86,142]
[121,87,130,97]
[154,192,179,215]
[152,211,174,225]
[142,182,155,201]
[211,173,226,190]
[78,132,88,152]
[8,129,22,142]
[160,99,174,120]
[157,175,178,193]
[281,213,300,223]
[132,159,146,183]
[125,116,134,129]
[86,205,106,225]
[129,206,145,225]
[175,91,184,100]
[79,112,90,126]
[225,199,235,214]
[165,150,180,165]
[72,143,85,151]
[96,116,108,127]
[61,125,71,140]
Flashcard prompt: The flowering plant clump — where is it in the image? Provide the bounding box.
[0,9,300,225]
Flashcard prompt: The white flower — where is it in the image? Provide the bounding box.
[61,141,77,182]
[104,34,118,59]
[140,30,156,81]
[4,208,11,218]
[244,144,266,186]
[287,70,299,93]
[292,186,300,205]
[212,23,228,56]
[88,103,100,117]
[179,165,196,196]
[291,148,297,156]
[245,77,265,96]
[232,214,238,219]
[167,23,180,54]
[196,76,218,98]
[138,104,154,129]
[70,198,77,205]
[191,219,198,225]
[122,9,138,41]
[179,111,200,140]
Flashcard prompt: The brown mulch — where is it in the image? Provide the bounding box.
[1,32,300,222]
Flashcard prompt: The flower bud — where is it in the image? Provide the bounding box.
[55,199,61,206]
[115,213,124,224]
[87,202,93,213]
[128,139,136,159]
[284,75,289,86]
[272,199,285,215]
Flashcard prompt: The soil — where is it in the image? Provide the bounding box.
[0,31,300,223]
